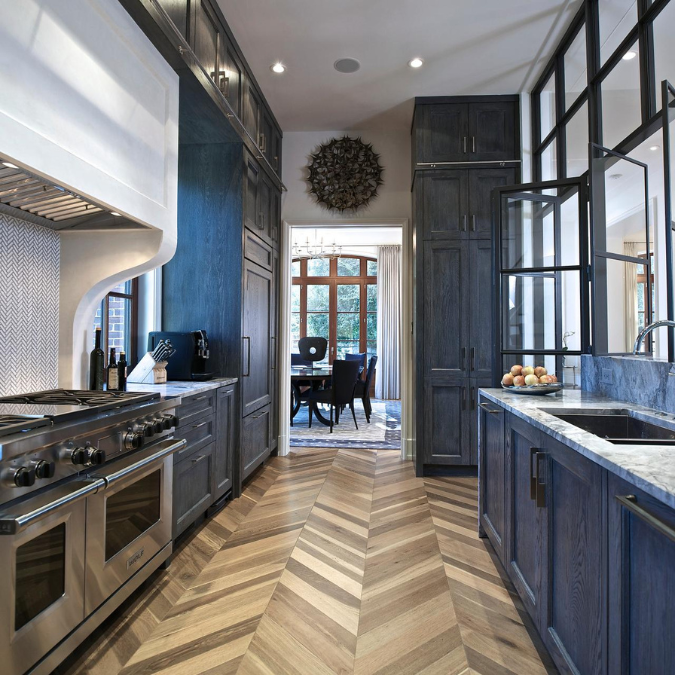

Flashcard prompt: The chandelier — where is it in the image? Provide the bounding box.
[292,233,342,260]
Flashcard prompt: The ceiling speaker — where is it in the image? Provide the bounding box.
[334,58,361,74]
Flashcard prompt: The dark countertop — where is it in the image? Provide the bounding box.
[480,387,675,509]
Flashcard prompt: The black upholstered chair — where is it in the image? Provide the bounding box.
[298,337,328,365]
[307,359,361,432]
[291,352,313,367]
[354,356,378,422]
[345,352,366,376]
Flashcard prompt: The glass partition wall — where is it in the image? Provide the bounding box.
[532,0,675,359]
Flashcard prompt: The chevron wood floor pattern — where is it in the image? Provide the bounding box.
[59,449,556,675]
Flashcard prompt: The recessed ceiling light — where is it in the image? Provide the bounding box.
[271,62,286,74]
[650,145,661,151]
[623,50,637,60]
[110,212,121,216]
[2,162,18,169]
[409,57,424,69]
[334,58,361,74]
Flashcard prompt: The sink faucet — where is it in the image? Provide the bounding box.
[633,320,675,354]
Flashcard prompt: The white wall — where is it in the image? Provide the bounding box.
[0,0,180,387]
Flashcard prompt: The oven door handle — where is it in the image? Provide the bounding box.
[96,438,187,487]
[0,478,106,535]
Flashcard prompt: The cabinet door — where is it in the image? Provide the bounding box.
[608,474,675,675]
[478,397,506,562]
[214,385,235,499]
[417,103,469,163]
[173,443,215,538]
[260,109,274,164]
[468,101,517,162]
[244,81,261,140]
[468,167,516,238]
[218,35,243,117]
[241,405,271,480]
[257,172,273,244]
[242,260,272,416]
[469,239,495,380]
[422,379,471,465]
[269,187,280,246]
[420,170,468,240]
[271,127,282,175]
[542,436,605,675]
[506,414,547,629]
[422,240,469,378]
[193,0,218,85]
[244,156,259,233]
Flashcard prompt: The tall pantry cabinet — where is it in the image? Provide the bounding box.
[412,96,520,475]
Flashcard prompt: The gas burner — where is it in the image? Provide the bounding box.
[0,415,52,438]
[0,389,156,407]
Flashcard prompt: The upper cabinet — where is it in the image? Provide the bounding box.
[414,98,519,165]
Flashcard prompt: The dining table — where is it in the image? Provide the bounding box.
[290,365,333,426]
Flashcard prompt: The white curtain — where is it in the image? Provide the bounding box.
[376,245,401,400]
[624,242,640,350]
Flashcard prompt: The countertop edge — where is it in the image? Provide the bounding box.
[127,377,238,399]
[479,387,675,510]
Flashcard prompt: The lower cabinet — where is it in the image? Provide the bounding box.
[173,443,215,538]
[607,473,675,675]
[215,385,235,499]
[423,379,470,465]
[241,403,271,480]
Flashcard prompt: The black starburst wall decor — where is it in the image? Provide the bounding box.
[307,136,384,212]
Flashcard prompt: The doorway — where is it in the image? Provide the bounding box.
[279,220,412,460]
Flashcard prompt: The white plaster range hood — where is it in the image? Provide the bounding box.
[0,158,147,231]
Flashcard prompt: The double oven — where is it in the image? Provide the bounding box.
[0,394,185,675]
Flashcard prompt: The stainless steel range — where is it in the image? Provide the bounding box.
[0,389,186,675]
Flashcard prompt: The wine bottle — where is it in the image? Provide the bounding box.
[89,328,105,390]
[118,351,128,391]
[107,348,119,391]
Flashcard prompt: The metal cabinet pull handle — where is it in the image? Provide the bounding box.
[193,395,208,402]
[219,74,230,98]
[191,454,207,465]
[462,214,467,232]
[529,448,538,500]
[471,386,476,410]
[479,402,501,415]
[535,452,547,508]
[462,386,467,410]
[471,215,476,232]
[463,136,467,153]
[470,347,475,371]
[461,346,466,370]
[472,136,476,153]
[270,336,276,370]
[242,337,251,376]
[191,421,208,430]
[616,495,675,544]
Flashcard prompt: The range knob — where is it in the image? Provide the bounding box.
[86,448,106,465]
[144,422,156,438]
[151,419,164,434]
[162,414,179,429]
[70,448,89,466]
[13,466,36,488]
[124,432,144,450]
[34,460,56,479]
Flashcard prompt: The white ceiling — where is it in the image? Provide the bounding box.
[217,0,583,131]
[292,226,402,247]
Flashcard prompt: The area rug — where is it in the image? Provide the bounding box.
[290,399,401,449]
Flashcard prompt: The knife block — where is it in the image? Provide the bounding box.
[127,352,168,384]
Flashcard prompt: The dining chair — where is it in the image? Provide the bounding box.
[291,353,313,367]
[290,353,312,426]
[307,359,361,432]
[354,355,378,422]
[298,337,328,365]
[345,352,366,377]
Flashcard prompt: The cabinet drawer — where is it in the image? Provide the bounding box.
[241,405,271,480]
[174,413,216,464]
[173,442,215,538]
[177,391,216,427]
[244,227,273,270]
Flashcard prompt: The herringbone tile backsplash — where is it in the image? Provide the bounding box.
[0,214,60,395]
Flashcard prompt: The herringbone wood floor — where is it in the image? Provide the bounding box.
[57,449,556,675]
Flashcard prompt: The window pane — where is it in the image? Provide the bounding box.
[539,72,556,142]
[108,295,131,356]
[565,101,589,177]
[307,313,329,339]
[307,284,329,311]
[367,284,377,311]
[337,313,360,340]
[337,257,360,276]
[93,301,104,347]
[599,0,637,66]
[540,138,557,181]
[654,2,675,93]
[564,26,587,110]
[367,313,377,341]
[337,341,359,360]
[367,341,377,361]
[291,285,301,312]
[367,260,377,276]
[307,258,329,276]
[291,260,301,277]
[291,313,301,341]
[337,284,360,312]
[601,42,641,149]
[109,280,131,295]
[502,354,560,383]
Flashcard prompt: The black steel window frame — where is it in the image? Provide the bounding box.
[662,80,675,359]
[532,0,673,182]
[494,177,591,383]
[98,278,139,365]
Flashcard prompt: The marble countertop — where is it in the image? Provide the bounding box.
[480,388,675,509]
[128,377,237,400]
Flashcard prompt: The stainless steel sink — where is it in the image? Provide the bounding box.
[545,410,675,445]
